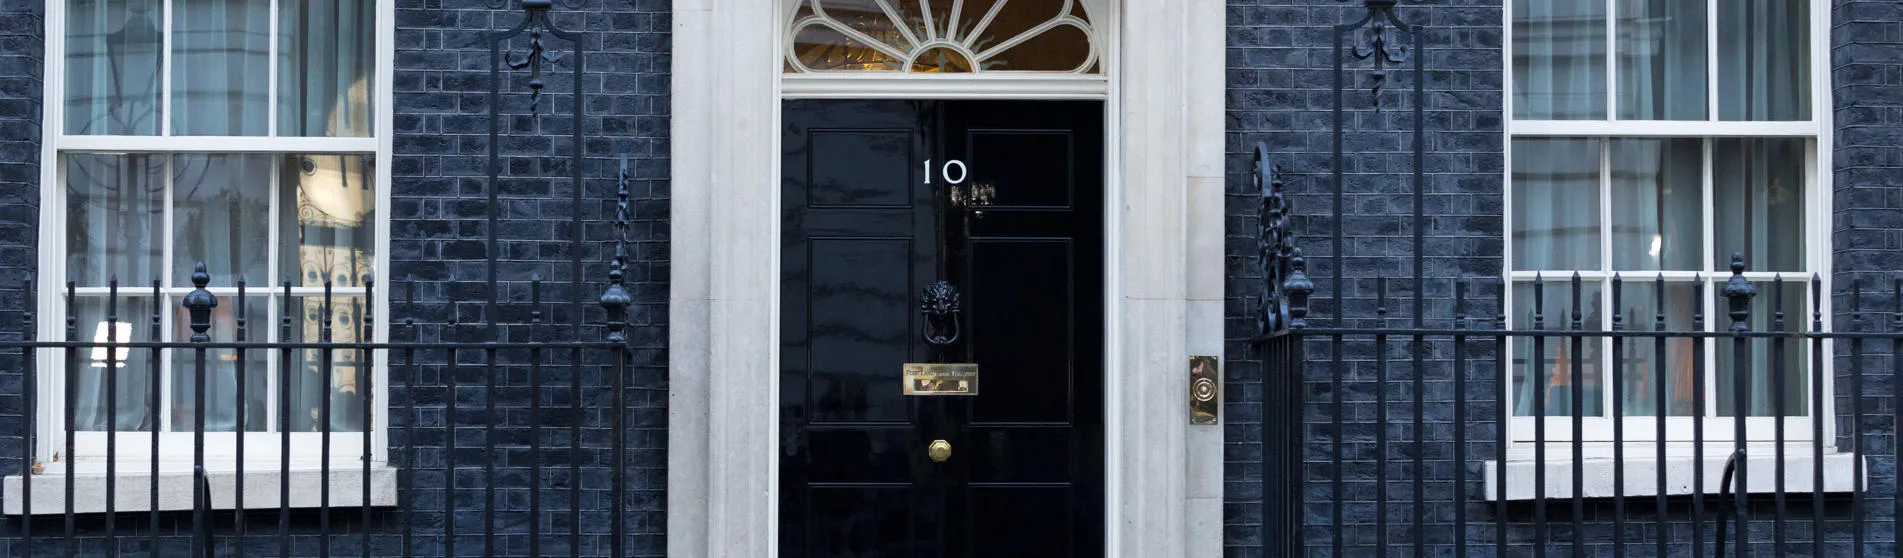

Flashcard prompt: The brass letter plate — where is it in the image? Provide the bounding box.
[1190,356,1219,425]
[902,363,980,396]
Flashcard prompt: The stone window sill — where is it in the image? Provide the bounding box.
[1485,452,1863,501]
[3,466,398,515]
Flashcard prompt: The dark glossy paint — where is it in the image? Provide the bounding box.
[780,100,1105,558]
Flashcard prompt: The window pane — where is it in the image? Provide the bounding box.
[278,0,375,137]
[1513,0,1606,119]
[1612,280,1699,416]
[173,154,271,286]
[1718,0,1810,121]
[787,0,1098,73]
[169,296,271,432]
[1512,280,1605,418]
[281,155,375,288]
[64,0,163,135]
[1714,281,1808,416]
[1712,138,1805,272]
[66,153,164,286]
[171,0,270,136]
[790,1,908,72]
[72,295,157,432]
[1512,138,1602,270]
[287,296,368,433]
[1615,0,1706,120]
[1610,138,1701,271]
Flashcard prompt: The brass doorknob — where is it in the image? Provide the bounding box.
[928,439,952,463]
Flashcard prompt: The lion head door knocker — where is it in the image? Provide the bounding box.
[920,280,962,347]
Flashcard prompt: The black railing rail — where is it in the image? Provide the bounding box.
[4,268,640,557]
[1255,256,1903,556]
[1250,1,1900,555]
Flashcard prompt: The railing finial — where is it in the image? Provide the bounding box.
[183,262,218,343]
[1286,250,1314,330]
[599,155,634,343]
[1722,252,1756,332]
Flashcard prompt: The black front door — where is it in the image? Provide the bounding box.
[780,100,1105,558]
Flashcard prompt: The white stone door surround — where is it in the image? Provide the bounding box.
[667,1,1226,556]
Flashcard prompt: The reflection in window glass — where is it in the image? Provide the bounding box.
[1714,282,1809,417]
[1713,138,1806,272]
[173,154,273,286]
[64,0,163,135]
[1612,280,1699,416]
[66,154,164,286]
[72,296,157,432]
[170,0,271,136]
[1513,0,1605,119]
[787,0,1097,73]
[1610,138,1702,271]
[1512,138,1602,270]
[1718,0,1810,121]
[1512,281,1605,418]
[287,296,369,433]
[280,155,376,288]
[279,0,376,137]
[168,296,271,432]
[1616,0,1706,120]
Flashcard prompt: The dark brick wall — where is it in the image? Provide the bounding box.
[0,0,39,553]
[1223,2,1506,556]
[1831,0,1903,552]
[384,0,670,556]
[1226,1,1900,556]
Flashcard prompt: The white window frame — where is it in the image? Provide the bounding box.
[1502,0,1834,452]
[32,0,394,474]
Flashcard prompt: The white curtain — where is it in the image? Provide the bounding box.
[1513,0,1605,120]
[66,154,163,432]
[1616,0,1705,120]
[1511,138,1601,271]
[279,0,375,137]
[64,0,162,135]
[171,0,270,136]
[1719,0,1810,121]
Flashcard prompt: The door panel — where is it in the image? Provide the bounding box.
[965,130,1076,208]
[807,130,918,208]
[782,99,942,558]
[782,99,1102,558]
[947,100,1104,558]
[807,238,915,423]
[970,485,1074,556]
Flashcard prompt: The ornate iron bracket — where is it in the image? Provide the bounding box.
[920,281,962,347]
[1344,0,1412,108]
[1256,143,1313,337]
[501,0,568,114]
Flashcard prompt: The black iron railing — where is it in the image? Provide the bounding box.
[5,270,638,557]
[3,157,645,557]
[1257,259,1902,556]
[1250,2,1901,555]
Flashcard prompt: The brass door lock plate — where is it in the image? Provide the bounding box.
[1191,356,1219,425]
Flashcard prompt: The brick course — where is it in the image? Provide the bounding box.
[0,0,39,553]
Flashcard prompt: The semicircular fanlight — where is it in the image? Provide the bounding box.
[785,0,1099,74]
